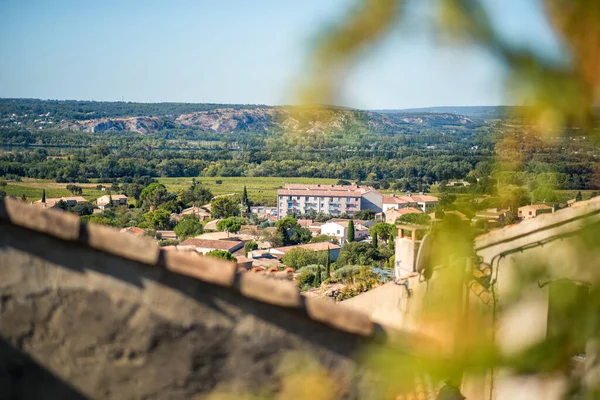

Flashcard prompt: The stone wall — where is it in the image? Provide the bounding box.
[0,199,421,400]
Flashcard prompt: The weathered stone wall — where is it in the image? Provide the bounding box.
[0,199,416,400]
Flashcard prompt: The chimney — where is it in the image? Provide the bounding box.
[390,194,395,198]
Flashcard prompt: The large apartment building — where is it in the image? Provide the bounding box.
[276,184,382,219]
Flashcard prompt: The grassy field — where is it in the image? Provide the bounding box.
[2,177,339,205]
[2,179,105,202]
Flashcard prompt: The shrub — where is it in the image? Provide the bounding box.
[205,249,235,261]
[333,265,361,280]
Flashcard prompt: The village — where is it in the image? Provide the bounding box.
[24,181,582,303]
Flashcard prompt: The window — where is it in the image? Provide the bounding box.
[297,196,300,200]
[305,196,309,201]
[529,211,532,216]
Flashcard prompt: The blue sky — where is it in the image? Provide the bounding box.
[0,0,562,109]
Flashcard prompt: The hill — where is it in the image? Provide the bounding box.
[0,98,478,135]
[375,106,525,120]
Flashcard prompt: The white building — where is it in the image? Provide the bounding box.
[276,184,382,219]
[320,219,370,245]
[96,194,128,210]
[249,206,278,218]
[382,194,438,213]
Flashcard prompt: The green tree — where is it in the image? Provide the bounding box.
[71,202,94,216]
[310,234,337,244]
[281,248,323,270]
[314,264,321,287]
[142,209,172,230]
[242,185,250,212]
[174,216,203,240]
[370,222,394,244]
[244,240,258,257]
[347,220,355,243]
[55,200,69,211]
[324,247,331,279]
[336,242,384,267]
[66,184,83,195]
[372,233,378,248]
[217,217,242,235]
[532,186,559,203]
[210,196,240,219]
[205,249,235,261]
[140,183,174,211]
[395,213,431,226]
[575,191,583,202]
[41,188,46,203]
[438,193,457,209]
[179,183,213,207]
[275,216,311,245]
[353,209,376,220]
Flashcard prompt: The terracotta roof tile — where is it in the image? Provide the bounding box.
[179,238,243,251]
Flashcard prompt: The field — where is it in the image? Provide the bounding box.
[2,177,339,205]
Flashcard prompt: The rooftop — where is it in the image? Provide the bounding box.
[388,207,423,216]
[179,238,243,251]
[98,194,127,200]
[518,204,553,210]
[120,226,145,236]
[383,194,439,204]
[35,196,87,207]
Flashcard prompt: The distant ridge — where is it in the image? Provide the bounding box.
[374,106,524,119]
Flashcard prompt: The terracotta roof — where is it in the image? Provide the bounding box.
[181,206,210,216]
[179,238,243,252]
[383,194,438,204]
[388,207,423,215]
[194,232,255,241]
[297,219,314,227]
[382,195,411,205]
[519,204,553,210]
[120,226,145,236]
[98,194,127,200]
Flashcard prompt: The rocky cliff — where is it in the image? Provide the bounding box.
[61,107,475,135]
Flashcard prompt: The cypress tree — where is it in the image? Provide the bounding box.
[41,189,46,203]
[242,185,250,213]
[347,220,355,243]
[314,265,321,287]
[372,233,378,248]
[325,247,331,279]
